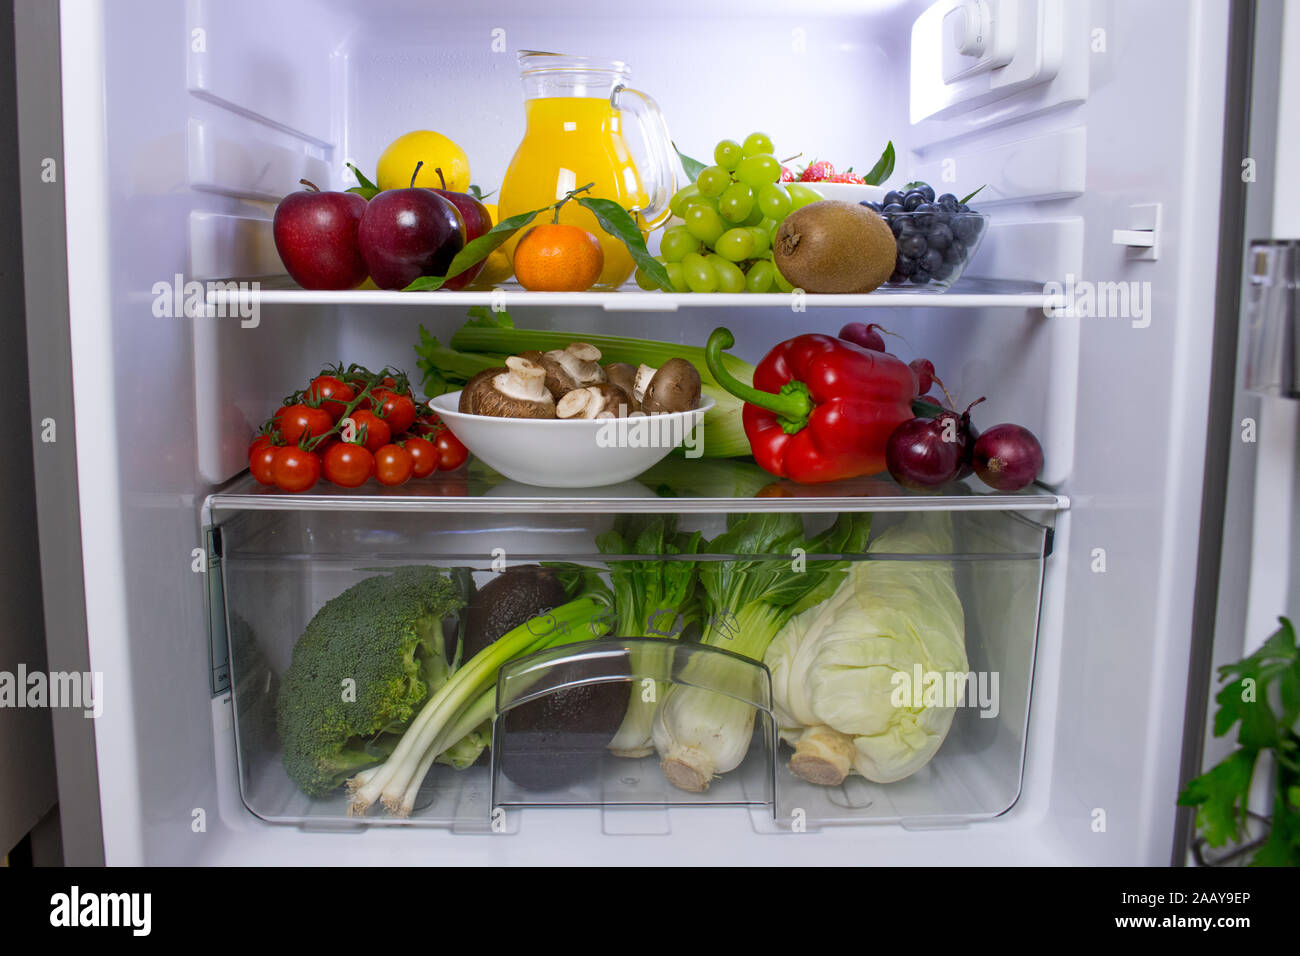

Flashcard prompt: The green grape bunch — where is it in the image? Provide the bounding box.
[635,133,824,294]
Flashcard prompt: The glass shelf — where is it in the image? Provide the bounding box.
[204,460,1070,518]
[206,277,1060,312]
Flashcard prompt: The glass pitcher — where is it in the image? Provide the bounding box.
[498,52,677,289]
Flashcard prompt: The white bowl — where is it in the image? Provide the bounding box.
[430,393,714,488]
[798,182,887,204]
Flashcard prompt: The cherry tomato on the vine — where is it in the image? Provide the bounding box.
[279,403,333,445]
[434,429,469,471]
[309,375,356,422]
[322,442,374,488]
[404,436,438,478]
[249,439,278,485]
[271,446,321,492]
[344,409,391,453]
[373,389,417,435]
[373,443,413,486]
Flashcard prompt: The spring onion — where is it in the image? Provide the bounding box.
[347,573,612,817]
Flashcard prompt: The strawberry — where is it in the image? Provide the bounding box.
[829,169,865,184]
[779,165,795,183]
[799,160,835,183]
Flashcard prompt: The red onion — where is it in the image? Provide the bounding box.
[973,424,1043,491]
[838,321,886,351]
[886,414,963,490]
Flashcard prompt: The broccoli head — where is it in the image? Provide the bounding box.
[275,566,463,797]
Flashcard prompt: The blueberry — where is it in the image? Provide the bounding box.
[882,202,904,214]
[895,216,920,236]
[899,233,927,258]
[952,216,977,242]
[926,223,953,250]
[931,260,954,281]
[917,183,935,202]
[921,248,944,274]
[889,217,906,237]
[883,190,905,207]
[957,203,970,213]
[910,270,932,285]
[895,254,918,276]
[887,269,908,285]
[914,202,938,228]
[933,207,952,225]
[937,193,959,210]
[861,200,882,212]
[944,238,967,263]
[903,191,925,211]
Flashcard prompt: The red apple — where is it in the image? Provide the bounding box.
[357,184,465,290]
[273,180,368,290]
[429,167,492,290]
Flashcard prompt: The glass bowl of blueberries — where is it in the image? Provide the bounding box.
[861,182,988,291]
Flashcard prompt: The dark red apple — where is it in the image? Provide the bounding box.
[358,184,465,290]
[430,167,492,291]
[273,180,368,290]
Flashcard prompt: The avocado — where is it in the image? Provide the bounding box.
[498,679,631,792]
[462,565,568,661]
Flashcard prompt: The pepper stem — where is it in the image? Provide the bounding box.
[704,328,812,430]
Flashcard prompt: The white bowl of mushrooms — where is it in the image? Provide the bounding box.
[428,343,712,488]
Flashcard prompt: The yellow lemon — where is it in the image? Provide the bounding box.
[375,131,470,192]
[473,202,515,287]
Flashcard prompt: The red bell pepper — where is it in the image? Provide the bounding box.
[705,327,918,484]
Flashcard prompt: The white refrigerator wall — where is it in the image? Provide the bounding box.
[56,0,1231,863]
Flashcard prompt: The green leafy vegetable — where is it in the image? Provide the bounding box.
[574,196,672,291]
[765,512,968,785]
[1179,617,1300,865]
[652,512,873,791]
[598,515,703,757]
[862,141,895,186]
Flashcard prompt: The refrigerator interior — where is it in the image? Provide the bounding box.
[43,0,1237,863]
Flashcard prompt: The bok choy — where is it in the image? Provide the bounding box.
[652,511,873,791]
[597,514,702,757]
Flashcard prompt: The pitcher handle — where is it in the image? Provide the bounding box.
[611,84,677,230]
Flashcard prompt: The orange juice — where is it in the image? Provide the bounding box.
[498,97,649,289]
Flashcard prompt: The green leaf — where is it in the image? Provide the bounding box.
[959,184,987,205]
[862,141,895,186]
[574,196,673,291]
[346,163,380,199]
[903,180,927,191]
[675,146,708,183]
[467,184,496,201]
[403,209,543,292]
[1178,748,1257,847]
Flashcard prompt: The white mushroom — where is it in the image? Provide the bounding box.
[540,343,607,399]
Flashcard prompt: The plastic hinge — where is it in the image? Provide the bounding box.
[206,526,231,697]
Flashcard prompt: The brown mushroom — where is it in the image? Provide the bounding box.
[555,383,635,420]
[603,362,641,411]
[458,356,556,419]
[539,343,607,399]
[637,358,702,414]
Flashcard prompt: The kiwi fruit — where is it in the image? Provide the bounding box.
[774,200,897,294]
